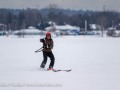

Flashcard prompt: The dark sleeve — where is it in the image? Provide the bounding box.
[50,39,54,49]
[40,39,45,43]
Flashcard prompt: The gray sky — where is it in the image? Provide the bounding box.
[0,0,120,11]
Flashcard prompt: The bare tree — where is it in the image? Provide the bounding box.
[97,13,108,37]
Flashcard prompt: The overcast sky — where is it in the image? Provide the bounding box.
[0,0,119,11]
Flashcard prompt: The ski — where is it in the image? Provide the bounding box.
[40,68,71,72]
[52,69,72,72]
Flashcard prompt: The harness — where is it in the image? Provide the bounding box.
[43,38,52,49]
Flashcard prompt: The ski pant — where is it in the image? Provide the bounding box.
[41,51,55,68]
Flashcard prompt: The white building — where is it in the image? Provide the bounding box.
[45,24,80,35]
[13,26,44,36]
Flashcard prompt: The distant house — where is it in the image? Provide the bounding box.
[13,26,44,36]
[89,24,101,30]
[45,24,80,35]
[107,24,120,37]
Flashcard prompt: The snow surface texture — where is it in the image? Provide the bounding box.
[0,36,120,90]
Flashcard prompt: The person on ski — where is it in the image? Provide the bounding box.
[40,32,55,70]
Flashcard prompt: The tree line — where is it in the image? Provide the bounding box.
[0,8,120,31]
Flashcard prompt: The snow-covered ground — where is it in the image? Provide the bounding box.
[0,36,120,90]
